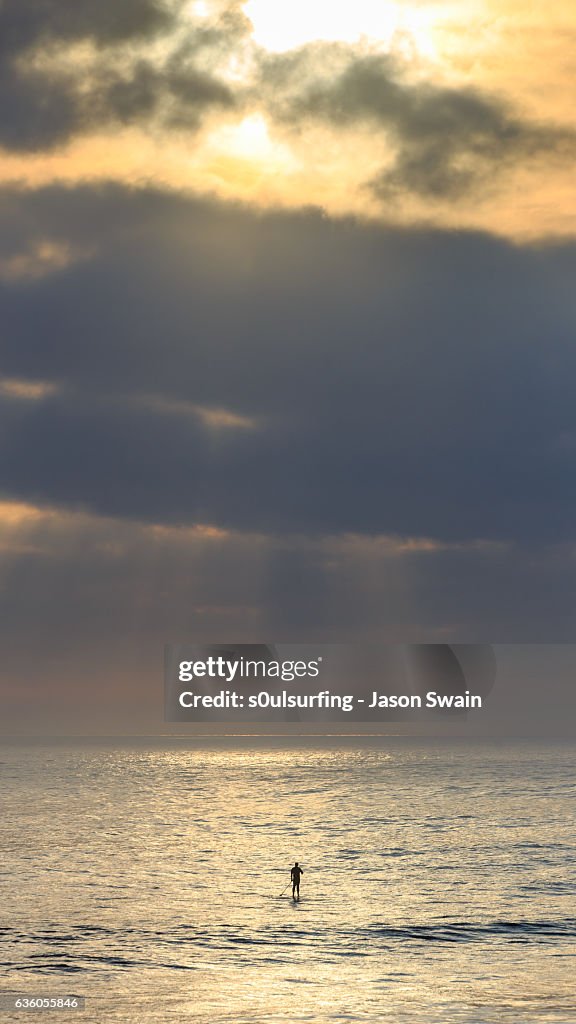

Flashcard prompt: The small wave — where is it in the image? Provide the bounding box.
[366,919,576,942]
[32,963,86,973]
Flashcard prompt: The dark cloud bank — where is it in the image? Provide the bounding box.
[1,184,576,546]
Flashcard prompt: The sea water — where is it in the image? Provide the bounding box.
[0,739,574,1023]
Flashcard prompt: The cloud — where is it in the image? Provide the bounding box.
[96,60,236,134]
[0,238,89,282]
[0,0,248,151]
[1,184,576,548]
[0,0,173,53]
[1,2,574,217]
[0,377,60,400]
[141,394,258,430]
[261,46,576,199]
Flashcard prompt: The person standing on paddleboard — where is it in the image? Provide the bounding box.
[290,862,303,900]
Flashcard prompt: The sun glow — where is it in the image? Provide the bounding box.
[204,113,297,171]
[213,114,276,158]
[244,0,441,59]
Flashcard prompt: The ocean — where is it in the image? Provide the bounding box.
[1,739,574,1023]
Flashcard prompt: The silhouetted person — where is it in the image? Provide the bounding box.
[291,861,303,900]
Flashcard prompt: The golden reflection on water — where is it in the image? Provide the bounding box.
[1,741,574,1023]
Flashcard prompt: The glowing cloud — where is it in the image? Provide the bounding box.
[0,378,60,401]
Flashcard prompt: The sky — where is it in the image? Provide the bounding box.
[1,0,576,734]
